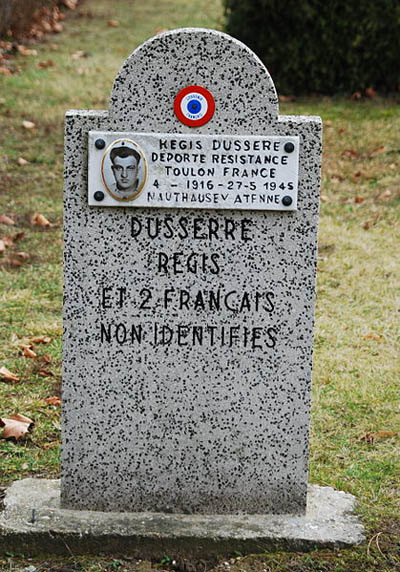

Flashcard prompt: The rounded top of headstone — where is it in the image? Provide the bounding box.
[109,28,279,134]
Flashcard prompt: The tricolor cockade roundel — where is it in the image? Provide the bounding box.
[174,85,215,127]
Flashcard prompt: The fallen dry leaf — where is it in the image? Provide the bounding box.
[30,336,52,344]
[22,120,35,130]
[36,59,55,69]
[20,344,37,358]
[369,145,386,157]
[0,214,15,225]
[44,396,61,406]
[351,92,362,100]
[352,175,363,184]
[0,232,25,250]
[0,366,19,382]
[331,174,344,183]
[155,27,168,35]
[42,441,60,450]
[365,87,377,99]
[0,240,5,253]
[362,332,384,342]
[42,354,52,363]
[1,236,13,247]
[6,258,22,267]
[71,50,86,60]
[324,120,333,127]
[0,414,34,441]
[0,67,11,75]
[107,19,120,27]
[38,369,54,377]
[31,212,52,227]
[17,157,29,166]
[11,231,25,242]
[361,431,397,444]
[354,196,365,204]
[15,251,29,260]
[31,29,44,40]
[53,23,63,33]
[42,19,53,33]
[377,189,392,201]
[62,0,79,9]
[17,45,38,56]
[341,149,360,159]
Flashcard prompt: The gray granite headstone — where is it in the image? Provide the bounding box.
[62,28,322,514]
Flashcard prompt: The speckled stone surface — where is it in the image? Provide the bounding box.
[0,480,365,557]
[62,29,322,513]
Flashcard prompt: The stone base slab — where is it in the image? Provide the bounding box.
[0,479,364,558]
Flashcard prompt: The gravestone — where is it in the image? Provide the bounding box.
[62,28,322,514]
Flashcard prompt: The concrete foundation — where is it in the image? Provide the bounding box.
[0,479,364,558]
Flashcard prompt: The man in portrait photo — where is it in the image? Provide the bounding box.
[109,145,141,199]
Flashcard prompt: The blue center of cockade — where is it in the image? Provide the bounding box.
[187,100,201,114]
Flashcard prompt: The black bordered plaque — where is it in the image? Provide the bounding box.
[88,131,300,211]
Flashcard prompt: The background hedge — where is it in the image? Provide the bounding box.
[224,0,400,95]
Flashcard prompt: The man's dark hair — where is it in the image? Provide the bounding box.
[110,145,141,164]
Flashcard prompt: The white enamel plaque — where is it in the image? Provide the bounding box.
[88,132,300,211]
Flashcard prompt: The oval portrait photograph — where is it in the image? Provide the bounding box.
[101,139,147,201]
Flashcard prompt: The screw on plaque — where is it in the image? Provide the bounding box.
[95,138,106,150]
[282,196,293,206]
[284,142,295,153]
[94,191,105,201]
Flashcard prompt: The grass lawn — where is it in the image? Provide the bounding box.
[0,0,399,570]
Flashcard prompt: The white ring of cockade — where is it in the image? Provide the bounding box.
[180,92,209,121]
[174,85,215,127]
[101,138,148,202]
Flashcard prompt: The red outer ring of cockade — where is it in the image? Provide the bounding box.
[174,85,215,127]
